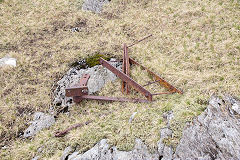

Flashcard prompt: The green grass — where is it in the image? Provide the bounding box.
[0,0,240,159]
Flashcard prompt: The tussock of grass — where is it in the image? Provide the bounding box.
[0,0,240,159]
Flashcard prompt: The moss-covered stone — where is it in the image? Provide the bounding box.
[70,54,111,69]
[85,54,111,67]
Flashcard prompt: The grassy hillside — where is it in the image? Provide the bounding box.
[0,0,239,159]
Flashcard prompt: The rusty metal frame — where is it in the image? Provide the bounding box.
[65,34,182,104]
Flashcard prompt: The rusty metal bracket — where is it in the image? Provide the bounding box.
[100,58,152,101]
[65,74,90,97]
[64,35,182,105]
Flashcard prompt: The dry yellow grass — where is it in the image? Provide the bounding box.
[0,0,240,159]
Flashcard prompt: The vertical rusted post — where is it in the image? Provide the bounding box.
[125,44,130,94]
[122,43,126,93]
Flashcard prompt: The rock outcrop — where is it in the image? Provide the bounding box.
[174,95,240,159]
[60,95,240,160]
[66,139,158,160]
[158,111,174,160]
[53,59,121,108]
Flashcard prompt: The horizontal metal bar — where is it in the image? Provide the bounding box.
[73,95,149,103]
[129,58,183,94]
[100,58,152,101]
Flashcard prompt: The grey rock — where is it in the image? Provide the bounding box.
[61,146,73,160]
[68,151,79,160]
[53,61,121,108]
[0,57,16,67]
[71,27,80,32]
[162,111,174,127]
[174,95,240,159]
[129,112,137,123]
[157,127,173,160]
[161,146,173,160]
[67,139,158,160]
[232,103,240,114]
[157,111,174,159]
[82,0,110,13]
[24,112,55,138]
[31,156,40,160]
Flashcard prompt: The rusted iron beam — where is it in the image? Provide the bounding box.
[129,58,183,94]
[73,95,149,103]
[100,58,153,101]
[127,34,152,48]
[122,44,126,93]
[55,120,93,137]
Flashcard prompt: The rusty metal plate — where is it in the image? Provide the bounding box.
[65,86,88,97]
[65,74,90,97]
[79,74,90,86]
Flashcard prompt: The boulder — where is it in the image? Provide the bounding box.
[0,57,16,67]
[82,0,110,13]
[24,112,55,138]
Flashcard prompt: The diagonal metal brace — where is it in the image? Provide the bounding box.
[129,58,183,94]
[99,58,152,101]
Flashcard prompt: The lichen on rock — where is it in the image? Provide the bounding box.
[24,112,55,138]
[82,0,110,14]
[174,95,240,159]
